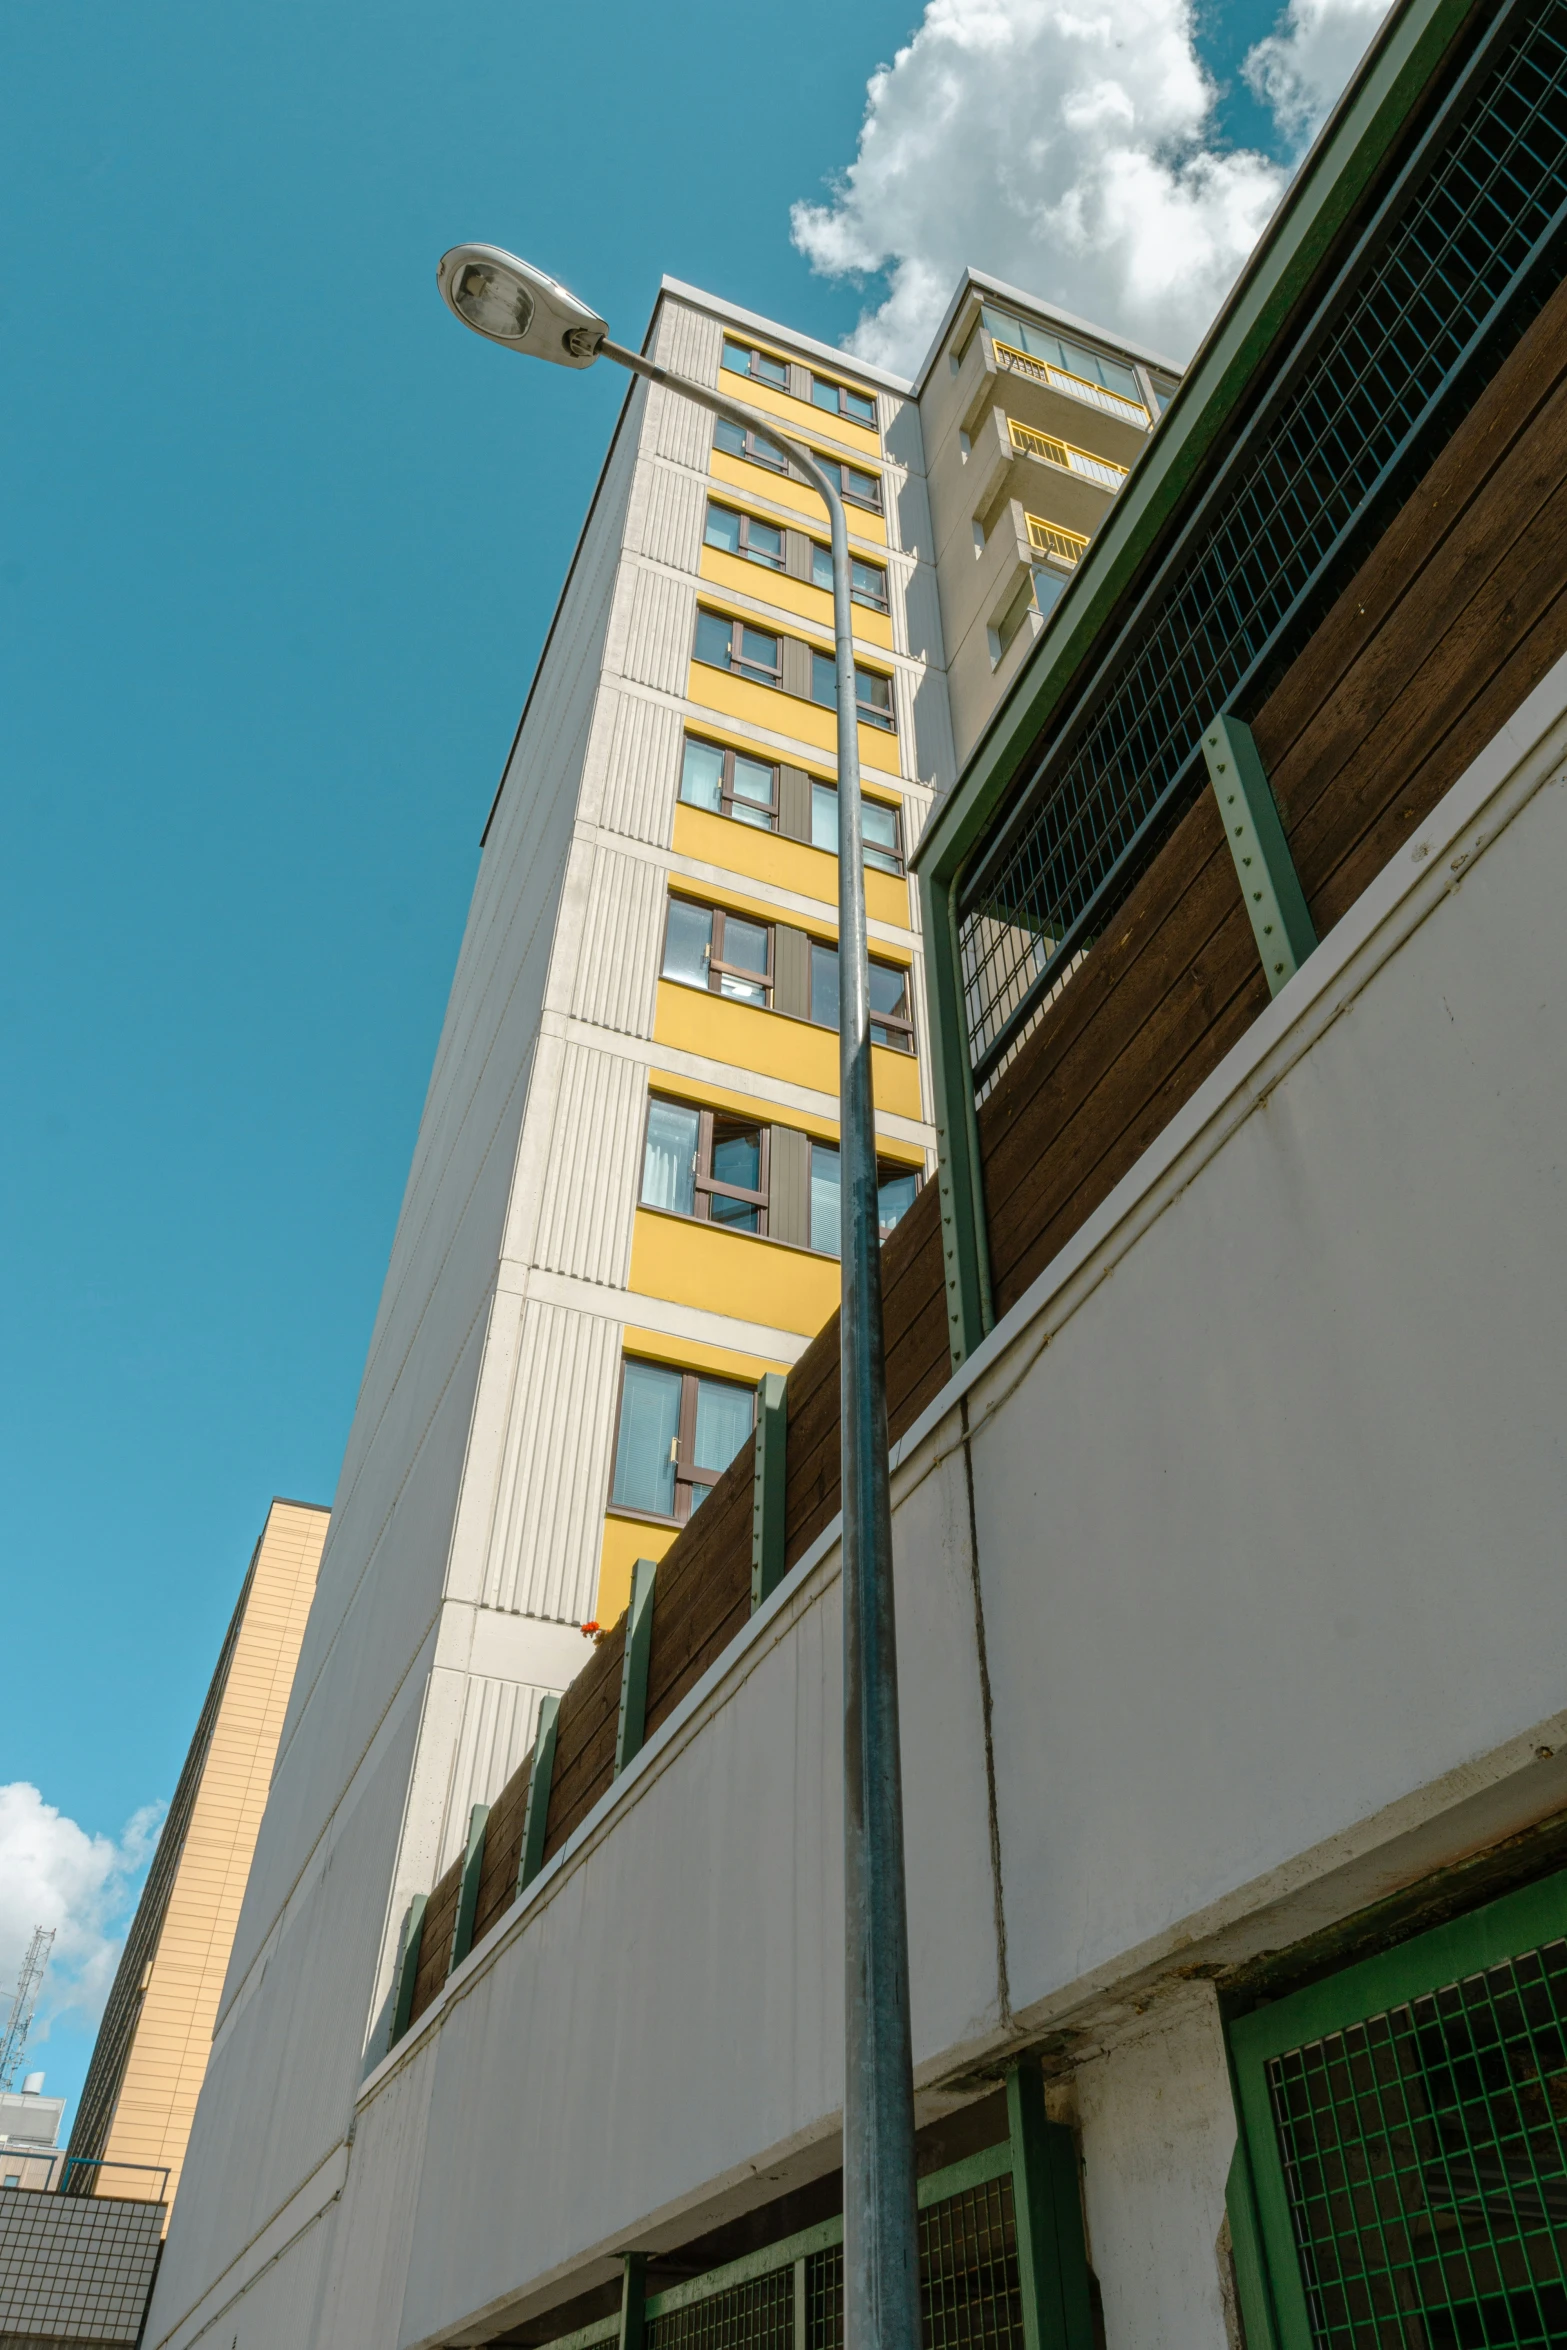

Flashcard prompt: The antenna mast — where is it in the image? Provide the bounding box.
[0,1927,55,2089]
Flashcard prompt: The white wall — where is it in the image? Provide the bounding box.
[176,656,1567,2350]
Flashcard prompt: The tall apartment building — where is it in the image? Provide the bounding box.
[138,269,1170,2345]
[66,1498,328,2218]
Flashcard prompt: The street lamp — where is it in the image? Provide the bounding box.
[437,245,920,2350]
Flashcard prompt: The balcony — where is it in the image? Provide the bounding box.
[991,336,1151,429]
[1007,417,1127,493]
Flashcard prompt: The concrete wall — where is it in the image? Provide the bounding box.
[144,644,1567,2350]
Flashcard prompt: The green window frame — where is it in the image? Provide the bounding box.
[1228,1867,1567,2349]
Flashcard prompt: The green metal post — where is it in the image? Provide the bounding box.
[1224,2139,1283,2350]
[389,1894,426,2046]
[1203,714,1317,995]
[1006,2058,1093,2350]
[517,1694,560,1895]
[449,1801,490,1971]
[619,2252,647,2350]
[615,1558,657,1775]
[751,1372,788,1612]
[920,867,993,1371]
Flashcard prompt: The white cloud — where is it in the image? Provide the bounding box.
[791,0,1392,373]
[1245,0,1394,149]
[0,1784,164,2053]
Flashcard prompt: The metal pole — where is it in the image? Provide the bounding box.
[599,338,921,2350]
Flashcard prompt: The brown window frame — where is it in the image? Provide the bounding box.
[811,373,878,428]
[714,416,789,476]
[662,896,775,1008]
[829,460,883,513]
[680,737,779,831]
[810,779,906,877]
[641,1092,771,1234]
[694,608,784,689]
[721,338,789,392]
[704,500,786,573]
[808,541,889,613]
[808,938,916,1051]
[609,1357,758,1527]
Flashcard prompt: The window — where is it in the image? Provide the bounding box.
[811,373,878,427]
[641,1096,770,1233]
[611,1358,755,1521]
[1148,372,1179,413]
[704,501,784,572]
[662,898,773,1006]
[809,942,915,1050]
[993,571,1038,664]
[807,1142,922,1254]
[714,415,788,474]
[694,609,782,688]
[979,305,1143,405]
[810,782,904,875]
[680,738,777,831]
[830,461,883,512]
[810,649,896,731]
[809,543,889,611]
[722,338,788,389]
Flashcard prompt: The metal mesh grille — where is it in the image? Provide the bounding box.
[803,2176,1024,2350]
[647,2269,793,2350]
[957,0,1567,1092]
[1266,1934,1567,2345]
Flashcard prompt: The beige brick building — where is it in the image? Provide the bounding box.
[67,1498,327,2215]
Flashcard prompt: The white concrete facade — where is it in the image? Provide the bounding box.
[145,540,1567,2340]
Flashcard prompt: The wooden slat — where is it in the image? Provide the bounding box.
[541,1623,626,1864]
[644,1456,755,1741]
[470,1750,534,1952]
[408,1853,462,2028]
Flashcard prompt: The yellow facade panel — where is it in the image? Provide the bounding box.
[629,1209,841,1338]
[670,803,911,930]
[696,546,896,652]
[596,1515,680,1628]
[711,367,883,459]
[686,663,902,776]
[654,982,923,1122]
[708,451,889,548]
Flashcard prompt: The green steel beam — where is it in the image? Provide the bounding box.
[389,1894,426,2047]
[750,1373,788,1611]
[516,1693,560,1895]
[1007,2059,1093,2350]
[619,2252,647,2350]
[615,1558,657,1775]
[449,1801,490,1972]
[1203,716,1317,993]
[1224,2138,1283,2350]
[922,868,994,1370]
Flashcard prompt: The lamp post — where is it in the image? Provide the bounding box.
[436,247,919,2350]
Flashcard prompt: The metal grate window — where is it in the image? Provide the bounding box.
[802,2177,1024,2350]
[957,0,1567,1093]
[1266,1934,1567,2346]
[648,2270,794,2350]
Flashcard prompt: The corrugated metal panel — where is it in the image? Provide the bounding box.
[574,846,665,1037]
[597,689,683,847]
[533,1042,645,1287]
[652,301,721,385]
[637,462,706,572]
[436,1675,549,1872]
[482,1301,622,1621]
[615,563,695,696]
[652,381,711,472]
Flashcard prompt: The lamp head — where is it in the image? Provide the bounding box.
[436,245,606,366]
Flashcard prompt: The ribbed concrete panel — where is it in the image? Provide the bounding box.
[652,381,711,472]
[637,462,706,571]
[653,301,721,385]
[436,1674,547,1871]
[615,563,695,696]
[534,1042,645,1287]
[574,846,664,1037]
[482,1300,622,1622]
[598,689,683,847]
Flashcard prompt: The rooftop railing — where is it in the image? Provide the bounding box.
[1007,417,1127,492]
[991,338,1150,429]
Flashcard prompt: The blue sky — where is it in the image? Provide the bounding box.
[1,0,1308,2118]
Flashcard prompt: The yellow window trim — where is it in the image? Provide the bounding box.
[643,1069,928,1162]
[694,595,896,687]
[620,1326,791,1382]
[678,721,906,810]
[663,883,915,967]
